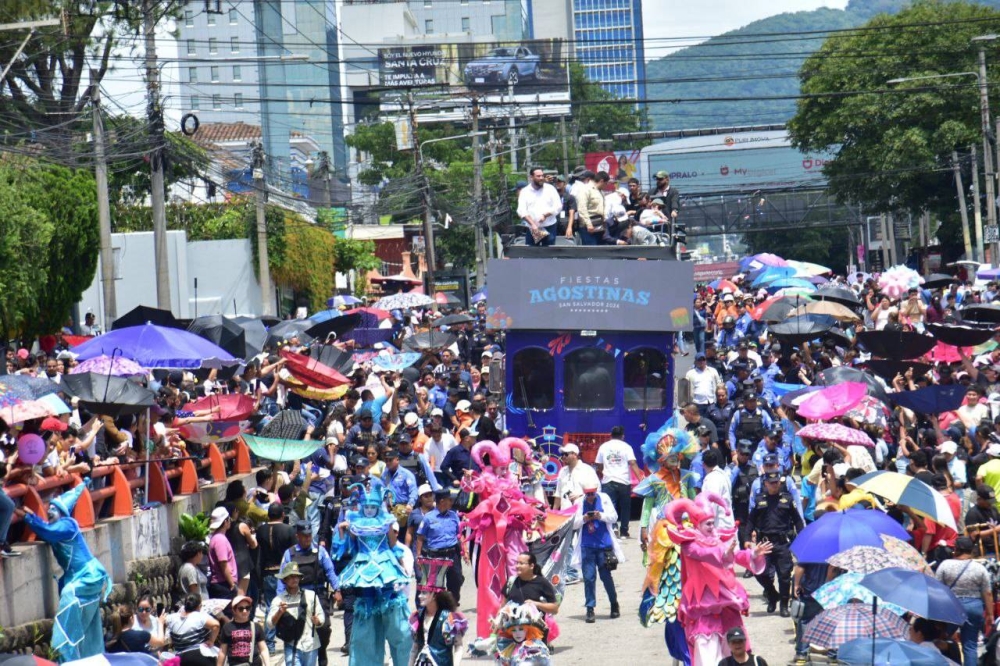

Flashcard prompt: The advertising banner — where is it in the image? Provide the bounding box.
[585,150,642,184]
[693,261,741,283]
[486,258,694,332]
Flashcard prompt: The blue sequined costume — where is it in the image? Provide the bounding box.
[332,479,413,666]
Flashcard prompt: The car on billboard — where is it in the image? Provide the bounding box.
[463,46,540,87]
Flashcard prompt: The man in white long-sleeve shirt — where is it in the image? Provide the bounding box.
[516,167,562,246]
[700,448,734,529]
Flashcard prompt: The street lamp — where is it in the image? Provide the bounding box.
[888,70,996,264]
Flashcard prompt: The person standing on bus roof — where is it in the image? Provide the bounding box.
[648,170,679,219]
[516,166,561,247]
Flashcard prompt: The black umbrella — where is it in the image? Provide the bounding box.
[308,344,356,375]
[822,326,854,350]
[305,312,362,341]
[266,319,315,348]
[188,315,248,359]
[922,273,958,289]
[768,314,835,346]
[402,331,458,352]
[436,314,475,327]
[855,330,937,360]
[60,372,156,417]
[232,316,268,357]
[864,359,934,382]
[112,305,182,330]
[754,295,811,323]
[962,304,1000,324]
[815,366,891,404]
[814,286,862,309]
[926,322,997,348]
[260,409,308,440]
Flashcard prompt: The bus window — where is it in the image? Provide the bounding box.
[564,348,616,410]
[511,348,554,410]
[624,347,667,410]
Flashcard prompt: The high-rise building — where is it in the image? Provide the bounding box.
[527,0,645,101]
[405,0,526,41]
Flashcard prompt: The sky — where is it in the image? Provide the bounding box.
[642,0,851,60]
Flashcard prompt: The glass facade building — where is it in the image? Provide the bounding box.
[572,0,645,100]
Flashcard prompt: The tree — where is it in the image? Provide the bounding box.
[0,166,55,339]
[788,0,1000,259]
[105,119,210,205]
[270,219,336,313]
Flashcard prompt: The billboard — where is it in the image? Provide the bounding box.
[639,131,838,196]
[585,150,642,185]
[486,258,694,332]
[377,40,571,121]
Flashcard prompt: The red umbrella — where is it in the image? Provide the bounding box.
[279,349,350,389]
[188,393,256,421]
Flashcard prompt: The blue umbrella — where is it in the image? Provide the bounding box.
[751,266,796,287]
[844,508,911,542]
[72,323,238,369]
[308,308,342,324]
[327,294,361,308]
[790,509,887,563]
[838,638,951,666]
[859,567,966,625]
[471,287,487,303]
[891,385,967,415]
[765,277,818,293]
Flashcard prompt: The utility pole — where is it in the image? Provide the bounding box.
[90,75,116,330]
[879,215,890,269]
[144,0,170,310]
[471,98,486,290]
[973,145,985,263]
[953,151,974,261]
[978,47,998,265]
[560,116,570,178]
[508,82,518,173]
[410,92,436,296]
[252,142,274,316]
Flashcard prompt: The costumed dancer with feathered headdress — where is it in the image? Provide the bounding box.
[492,601,552,666]
[331,478,413,666]
[664,492,772,666]
[15,481,110,662]
[635,422,699,665]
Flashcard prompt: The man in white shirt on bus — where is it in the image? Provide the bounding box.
[595,426,642,539]
[516,166,562,247]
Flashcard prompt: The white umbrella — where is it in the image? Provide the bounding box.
[374,292,435,310]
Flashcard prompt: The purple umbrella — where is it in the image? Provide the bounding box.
[72,323,238,369]
[71,354,146,376]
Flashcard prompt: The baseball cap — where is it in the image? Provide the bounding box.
[41,417,68,432]
[560,443,580,455]
[611,205,629,222]
[938,441,959,455]
[383,449,400,460]
[650,197,665,206]
[480,365,491,374]
[695,352,707,361]
[403,412,420,427]
[767,425,783,438]
[978,486,997,500]
[434,489,454,501]
[208,506,230,531]
[582,481,600,493]
[350,454,370,468]
[358,408,373,419]
[456,399,472,412]
[295,520,312,534]
[763,453,780,466]
[655,170,669,179]
[726,627,747,642]
[417,483,433,496]
[431,408,444,418]
[737,439,754,453]
[230,594,253,610]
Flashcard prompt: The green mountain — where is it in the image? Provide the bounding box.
[644,0,998,130]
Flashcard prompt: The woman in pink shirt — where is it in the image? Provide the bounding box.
[206,506,238,600]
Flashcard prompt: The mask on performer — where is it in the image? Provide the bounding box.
[363,504,379,518]
[664,454,680,470]
[697,517,716,538]
[511,626,527,643]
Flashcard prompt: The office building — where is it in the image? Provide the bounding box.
[405,0,526,41]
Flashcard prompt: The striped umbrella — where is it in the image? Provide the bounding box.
[855,471,958,531]
[802,603,909,649]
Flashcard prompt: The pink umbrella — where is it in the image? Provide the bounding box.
[798,422,874,448]
[71,354,146,376]
[925,341,971,364]
[842,395,889,429]
[756,253,789,267]
[797,382,868,420]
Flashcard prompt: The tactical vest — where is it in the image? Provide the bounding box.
[737,409,765,444]
[399,454,426,485]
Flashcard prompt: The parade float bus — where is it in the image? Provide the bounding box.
[487,245,694,464]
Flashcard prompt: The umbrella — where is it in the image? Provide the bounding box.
[59,373,156,417]
[922,273,959,289]
[178,420,247,444]
[962,304,1000,324]
[308,308,343,324]
[787,259,832,276]
[259,409,308,440]
[860,568,966,624]
[815,366,891,404]
[231,316,268,357]
[71,354,146,376]
[371,352,423,372]
[187,393,256,421]
[72,323,239,369]
[243,434,325,462]
[342,326,395,347]
[39,393,72,416]
[305,312,362,341]
[790,510,886,563]
[308,345,356,375]
[471,288,487,303]
[855,472,958,531]
[282,373,350,401]
[881,535,933,574]
[765,277,817,293]
[864,360,934,383]
[374,292,435,310]
[814,285,863,308]
[740,253,787,270]
[838,638,952,666]
[849,508,913,542]
[0,392,57,424]
[751,294,812,322]
[843,395,890,429]
[0,656,58,665]
[791,300,861,323]
[0,375,61,399]
[111,304,181,330]
[796,382,868,419]
[979,266,1000,279]
[345,307,393,320]
[813,573,908,616]
[823,326,854,349]
[436,314,475,327]
[801,603,909,648]
[187,315,248,360]
[768,314,835,345]
[927,322,997,348]
[856,330,937,360]
[808,275,830,285]
[798,422,873,447]
[828,546,919,574]
[266,319,315,347]
[279,349,350,389]
[779,385,822,408]
[891,385,967,415]
[708,278,739,292]
[327,294,362,308]
[750,266,796,287]
[402,331,458,352]
[434,292,462,306]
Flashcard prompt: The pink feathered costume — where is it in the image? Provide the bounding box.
[664,493,766,666]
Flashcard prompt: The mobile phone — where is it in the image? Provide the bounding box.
[156,602,164,616]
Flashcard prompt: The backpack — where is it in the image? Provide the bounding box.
[275,591,313,646]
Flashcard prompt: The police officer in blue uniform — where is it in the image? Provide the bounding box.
[747,471,803,617]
